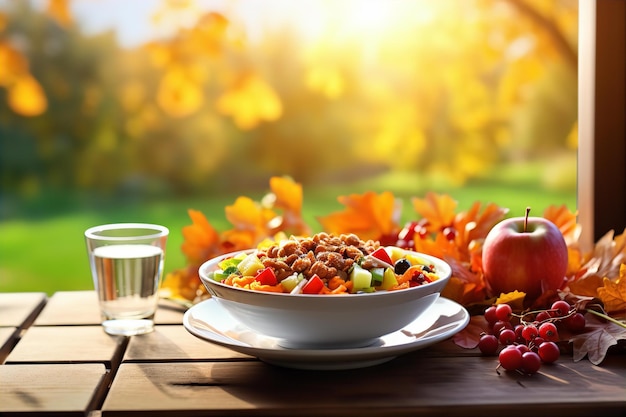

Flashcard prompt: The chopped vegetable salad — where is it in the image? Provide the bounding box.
[208,233,440,295]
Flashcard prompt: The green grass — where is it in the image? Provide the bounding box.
[0,170,576,295]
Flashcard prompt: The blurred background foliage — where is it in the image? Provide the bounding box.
[0,0,578,293]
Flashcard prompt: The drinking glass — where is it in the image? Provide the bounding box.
[85,223,169,335]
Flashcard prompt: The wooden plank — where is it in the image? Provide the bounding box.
[102,354,626,416]
[34,291,185,326]
[124,325,252,362]
[34,291,101,326]
[0,292,47,328]
[5,326,125,365]
[0,363,107,415]
[0,327,19,364]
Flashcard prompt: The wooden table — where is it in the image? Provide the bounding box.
[1,291,625,416]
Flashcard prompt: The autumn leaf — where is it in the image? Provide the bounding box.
[574,228,626,288]
[221,196,277,250]
[452,315,489,349]
[495,290,526,311]
[543,204,581,245]
[458,201,509,244]
[268,176,303,213]
[597,268,626,314]
[180,209,221,265]
[263,176,311,237]
[411,192,458,233]
[317,191,401,241]
[569,314,626,364]
[567,274,605,298]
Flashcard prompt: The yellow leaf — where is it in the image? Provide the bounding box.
[216,73,282,130]
[222,196,276,250]
[8,75,47,116]
[265,176,311,237]
[495,291,526,311]
[269,176,303,214]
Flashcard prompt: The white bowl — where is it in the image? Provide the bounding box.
[198,247,451,349]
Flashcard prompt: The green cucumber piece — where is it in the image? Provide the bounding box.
[349,264,373,293]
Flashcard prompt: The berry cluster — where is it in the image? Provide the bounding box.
[478,300,586,375]
[379,220,457,249]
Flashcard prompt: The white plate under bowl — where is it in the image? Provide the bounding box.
[183,297,469,370]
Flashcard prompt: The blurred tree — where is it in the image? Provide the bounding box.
[0,0,578,206]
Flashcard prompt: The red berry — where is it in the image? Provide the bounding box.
[564,312,586,333]
[493,320,513,336]
[535,311,551,323]
[495,304,513,322]
[443,226,456,241]
[516,344,531,354]
[521,351,542,374]
[398,221,418,241]
[537,341,560,363]
[499,346,522,371]
[551,300,571,316]
[499,329,516,345]
[478,334,499,355]
[530,336,545,351]
[521,324,538,341]
[484,306,498,324]
[538,322,559,342]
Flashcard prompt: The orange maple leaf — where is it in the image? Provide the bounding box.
[459,201,509,244]
[222,196,276,250]
[180,209,221,265]
[264,176,311,236]
[411,192,457,233]
[317,191,400,241]
[597,265,626,314]
[543,204,581,246]
[568,274,605,298]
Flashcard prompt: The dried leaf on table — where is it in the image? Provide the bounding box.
[569,314,626,365]
[452,315,489,349]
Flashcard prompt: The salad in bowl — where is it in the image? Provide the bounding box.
[198,232,451,348]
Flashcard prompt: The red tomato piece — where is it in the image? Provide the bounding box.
[301,274,324,294]
[370,247,393,265]
[255,267,278,286]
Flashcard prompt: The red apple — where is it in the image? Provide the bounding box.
[482,208,568,301]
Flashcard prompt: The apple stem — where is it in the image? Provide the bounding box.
[524,207,531,233]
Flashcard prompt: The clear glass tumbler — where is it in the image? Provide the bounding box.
[85,223,169,335]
